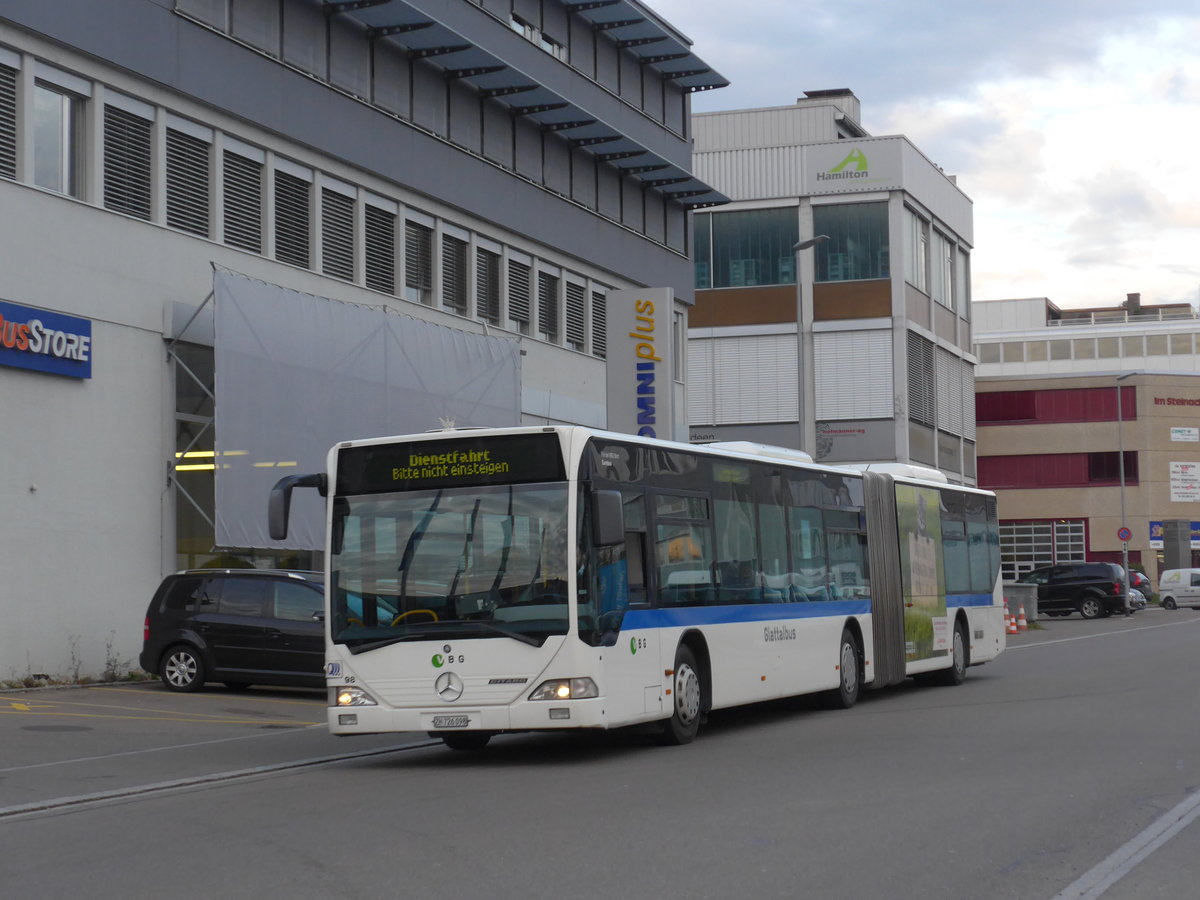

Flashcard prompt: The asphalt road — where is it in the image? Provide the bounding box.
[2,608,1198,899]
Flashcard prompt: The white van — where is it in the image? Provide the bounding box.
[1156,569,1200,610]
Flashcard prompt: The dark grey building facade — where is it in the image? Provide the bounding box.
[0,0,725,680]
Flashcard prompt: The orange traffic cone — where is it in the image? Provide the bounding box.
[1007,605,1018,635]
[1017,604,1028,632]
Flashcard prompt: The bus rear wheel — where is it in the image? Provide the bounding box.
[662,645,702,745]
[820,629,861,709]
[932,619,969,686]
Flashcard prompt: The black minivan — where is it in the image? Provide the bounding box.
[1017,562,1127,619]
[140,569,325,692]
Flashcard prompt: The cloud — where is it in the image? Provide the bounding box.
[649,0,1200,308]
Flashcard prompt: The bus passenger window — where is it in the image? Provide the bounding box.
[656,523,715,607]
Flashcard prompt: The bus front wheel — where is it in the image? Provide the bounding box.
[820,629,861,709]
[436,731,492,751]
[662,645,703,745]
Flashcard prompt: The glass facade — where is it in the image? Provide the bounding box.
[813,202,889,282]
[693,207,798,289]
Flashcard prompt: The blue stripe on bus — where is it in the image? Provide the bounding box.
[621,599,872,630]
[618,593,993,630]
[947,593,994,608]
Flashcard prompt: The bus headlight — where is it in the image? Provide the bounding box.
[529,678,598,701]
[334,686,378,707]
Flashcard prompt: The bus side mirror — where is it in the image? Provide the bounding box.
[592,490,624,547]
[268,473,327,541]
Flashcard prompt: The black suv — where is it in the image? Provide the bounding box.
[140,569,325,692]
[1017,562,1127,619]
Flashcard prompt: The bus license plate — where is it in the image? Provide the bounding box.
[432,715,470,728]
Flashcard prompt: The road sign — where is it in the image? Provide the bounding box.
[1117,527,1132,542]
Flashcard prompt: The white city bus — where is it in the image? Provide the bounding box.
[269,426,1005,749]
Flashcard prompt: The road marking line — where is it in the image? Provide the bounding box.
[1051,788,1200,899]
[0,724,327,773]
[0,739,440,819]
[1006,616,1200,650]
[0,709,320,726]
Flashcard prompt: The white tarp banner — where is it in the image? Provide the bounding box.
[213,271,520,550]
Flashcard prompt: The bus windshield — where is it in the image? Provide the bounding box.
[330,482,570,650]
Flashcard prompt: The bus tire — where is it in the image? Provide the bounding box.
[816,628,864,710]
[437,732,492,751]
[932,619,969,686]
[662,645,703,745]
[820,628,861,710]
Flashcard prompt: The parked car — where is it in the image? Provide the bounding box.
[1127,569,1151,594]
[1158,568,1200,610]
[140,569,325,692]
[1128,588,1147,610]
[1016,562,1127,619]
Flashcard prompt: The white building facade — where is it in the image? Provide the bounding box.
[686,91,977,482]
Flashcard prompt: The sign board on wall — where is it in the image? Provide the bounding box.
[1150,521,1200,549]
[1170,427,1199,442]
[605,288,680,442]
[0,299,92,379]
[1169,461,1200,502]
[803,141,903,195]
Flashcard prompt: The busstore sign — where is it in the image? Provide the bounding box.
[0,300,92,379]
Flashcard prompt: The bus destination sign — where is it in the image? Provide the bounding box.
[336,433,566,495]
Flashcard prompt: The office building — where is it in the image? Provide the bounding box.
[0,0,725,679]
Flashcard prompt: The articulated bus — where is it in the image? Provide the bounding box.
[269,426,1005,749]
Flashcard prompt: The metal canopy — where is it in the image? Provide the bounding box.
[324,0,729,209]
[565,0,729,92]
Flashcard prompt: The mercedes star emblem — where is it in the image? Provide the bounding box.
[435,671,464,702]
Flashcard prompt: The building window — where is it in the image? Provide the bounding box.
[274,168,312,268]
[999,519,1086,580]
[104,103,154,218]
[510,15,568,62]
[591,289,607,358]
[364,203,396,293]
[223,148,263,253]
[321,187,355,281]
[165,125,211,237]
[978,451,1137,489]
[693,212,712,288]
[931,230,953,309]
[565,281,586,351]
[905,208,927,292]
[907,332,935,426]
[538,270,560,342]
[1001,342,1024,363]
[35,83,85,197]
[476,248,500,325]
[706,208,798,288]
[441,234,468,314]
[507,259,531,334]
[976,386,1135,425]
[814,202,889,282]
[0,64,18,180]
[403,220,433,303]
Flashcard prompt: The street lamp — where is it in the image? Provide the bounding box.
[793,235,829,454]
[1116,371,1136,615]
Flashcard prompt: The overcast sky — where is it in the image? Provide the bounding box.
[650,0,1200,310]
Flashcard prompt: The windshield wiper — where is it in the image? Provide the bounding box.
[345,620,544,653]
